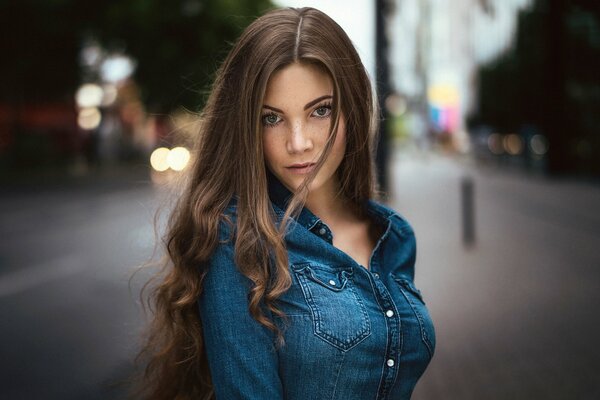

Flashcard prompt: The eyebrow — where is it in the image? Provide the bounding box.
[263,95,333,113]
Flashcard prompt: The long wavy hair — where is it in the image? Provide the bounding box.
[137,7,379,399]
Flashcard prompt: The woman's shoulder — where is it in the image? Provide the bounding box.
[367,200,415,237]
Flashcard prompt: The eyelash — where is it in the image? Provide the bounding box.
[313,102,332,118]
[261,102,333,128]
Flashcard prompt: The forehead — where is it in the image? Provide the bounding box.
[263,63,333,107]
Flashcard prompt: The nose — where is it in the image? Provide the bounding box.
[287,121,313,154]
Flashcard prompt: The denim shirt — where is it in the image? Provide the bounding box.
[198,177,435,400]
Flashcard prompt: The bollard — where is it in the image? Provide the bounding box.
[461,176,475,247]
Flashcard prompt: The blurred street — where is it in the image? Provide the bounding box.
[0,166,156,399]
[1,150,600,399]
[396,151,600,399]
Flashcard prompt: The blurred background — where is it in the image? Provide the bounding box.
[1,0,599,398]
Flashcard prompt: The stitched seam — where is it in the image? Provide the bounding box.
[330,350,345,399]
[398,285,434,358]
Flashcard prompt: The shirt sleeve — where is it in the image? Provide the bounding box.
[197,223,284,399]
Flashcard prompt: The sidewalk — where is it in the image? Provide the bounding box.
[390,151,600,399]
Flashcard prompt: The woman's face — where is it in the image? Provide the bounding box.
[261,62,346,197]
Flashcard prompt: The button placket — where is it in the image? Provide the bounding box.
[370,276,401,398]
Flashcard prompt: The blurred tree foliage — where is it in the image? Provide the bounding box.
[90,0,272,113]
[0,0,273,112]
[469,0,600,175]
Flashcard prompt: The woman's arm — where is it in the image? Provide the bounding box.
[197,230,284,399]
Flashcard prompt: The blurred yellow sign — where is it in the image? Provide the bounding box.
[428,84,460,106]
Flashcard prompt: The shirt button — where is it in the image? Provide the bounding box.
[386,359,395,367]
[385,310,394,317]
[373,273,380,279]
[318,227,327,235]
[328,279,336,286]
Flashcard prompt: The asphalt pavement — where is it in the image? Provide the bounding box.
[0,163,157,399]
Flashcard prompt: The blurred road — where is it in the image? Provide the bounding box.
[1,152,599,399]
[396,152,600,400]
[0,166,157,399]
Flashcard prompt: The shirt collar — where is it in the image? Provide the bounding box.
[267,170,320,231]
[267,169,394,230]
[366,199,395,222]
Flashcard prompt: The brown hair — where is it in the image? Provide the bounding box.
[137,7,378,399]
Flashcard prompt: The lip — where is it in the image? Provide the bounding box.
[286,162,316,174]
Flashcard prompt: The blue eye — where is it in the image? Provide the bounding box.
[262,113,282,127]
[312,104,332,118]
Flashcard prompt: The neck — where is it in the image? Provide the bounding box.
[305,179,352,226]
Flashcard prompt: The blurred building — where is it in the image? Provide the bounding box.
[389,0,532,149]
[471,0,600,175]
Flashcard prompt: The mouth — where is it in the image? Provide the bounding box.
[286,162,316,174]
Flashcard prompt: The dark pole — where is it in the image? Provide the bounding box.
[543,0,568,174]
[461,176,476,247]
[375,0,393,195]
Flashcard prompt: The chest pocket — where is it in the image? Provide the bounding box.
[292,263,371,351]
[393,277,436,358]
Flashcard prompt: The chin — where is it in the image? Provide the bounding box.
[276,170,332,196]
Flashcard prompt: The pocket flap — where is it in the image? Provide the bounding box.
[292,263,351,292]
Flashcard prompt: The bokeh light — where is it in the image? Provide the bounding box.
[167,147,191,171]
[77,107,102,130]
[487,133,504,155]
[101,55,135,83]
[75,84,104,108]
[504,134,523,155]
[150,147,171,172]
[530,134,549,155]
[385,93,407,116]
[101,84,118,107]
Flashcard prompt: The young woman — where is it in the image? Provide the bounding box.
[140,7,435,400]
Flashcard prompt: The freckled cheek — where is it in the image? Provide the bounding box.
[312,119,332,143]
